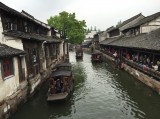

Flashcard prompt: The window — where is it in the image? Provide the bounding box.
[37,28,40,34]
[11,23,17,31]
[1,58,14,79]
[56,45,60,55]
[4,18,11,30]
[24,22,28,32]
[45,46,50,58]
[50,45,56,59]
[49,45,53,56]
[135,28,140,35]
[3,17,17,31]
[32,48,37,63]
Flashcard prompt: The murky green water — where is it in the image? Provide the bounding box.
[11,52,160,119]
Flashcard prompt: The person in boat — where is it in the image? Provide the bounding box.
[60,79,64,91]
[56,79,63,93]
[147,57,152,68]
[49,79,56,94]
[118,57,121,69]
[62,78,66,92]
[152,62,158,71]
[97,54,100,59]
[62,77,71,93]
[120,62,124,70]
[115,56,119,68]
[113,51,117,58]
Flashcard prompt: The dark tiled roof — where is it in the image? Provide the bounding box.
[108,28,160,51]
[107,27,118,33]
[21,10,34,19]
[118,13,143,28]
[0,44,25,58]
[106,14,143,33]
[50,70,72,77]
[21,10,50,29]
[0,2,50,30]
[3,31,61,43]
[99,37,120,45]
[127,12,160,29]
[106,26,115,32]
[0,2,23,17]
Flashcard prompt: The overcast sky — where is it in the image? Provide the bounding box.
[1,0,160,31]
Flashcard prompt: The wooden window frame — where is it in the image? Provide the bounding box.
[24,21,28,32]
[1,58,14,80]
[32,48,37,63]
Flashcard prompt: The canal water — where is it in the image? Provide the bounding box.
[11,52,160,119]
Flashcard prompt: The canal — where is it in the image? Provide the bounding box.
[11,52,160,119]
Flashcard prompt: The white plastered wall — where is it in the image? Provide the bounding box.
[65,43,68,55]
[141,16,160,33]
[59,41,64,58]
[0,17,27,83]
[0,58,19,102]
[99,31,108,42]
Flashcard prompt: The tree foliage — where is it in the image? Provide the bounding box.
[116,20,122,27]
[47,11,86,44]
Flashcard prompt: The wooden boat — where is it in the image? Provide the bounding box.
[47,70,73,102]
[69,44,74,51]
[75,44,83,59]
[91,52,103,62]
[76,50,83,59]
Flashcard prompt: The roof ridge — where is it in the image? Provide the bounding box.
[21,10,34,19]
[118,13,143,27]
[127,11,160,29]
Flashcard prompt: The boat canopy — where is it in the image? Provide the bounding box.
[50,70,72,77]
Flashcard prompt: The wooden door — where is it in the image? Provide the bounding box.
[18,57,25,82]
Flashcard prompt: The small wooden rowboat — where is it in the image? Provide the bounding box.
[91,52,103,63]
[47,65,73,102]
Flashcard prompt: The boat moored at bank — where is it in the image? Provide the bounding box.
[47,62,73,102]
[91,52,103,63]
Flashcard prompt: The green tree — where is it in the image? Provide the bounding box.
[47,11,86,44]
[98,29,101,32]
[87,28,90,33]
[116,20,122,27]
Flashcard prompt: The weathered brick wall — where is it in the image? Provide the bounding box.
[0,87,28,119]
[0,68,51,119]
[124,64,160,94]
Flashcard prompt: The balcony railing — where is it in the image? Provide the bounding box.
[101,50,160,81]
[122,57,160,81]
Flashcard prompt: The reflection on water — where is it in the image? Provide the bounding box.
[12,51,160,119]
